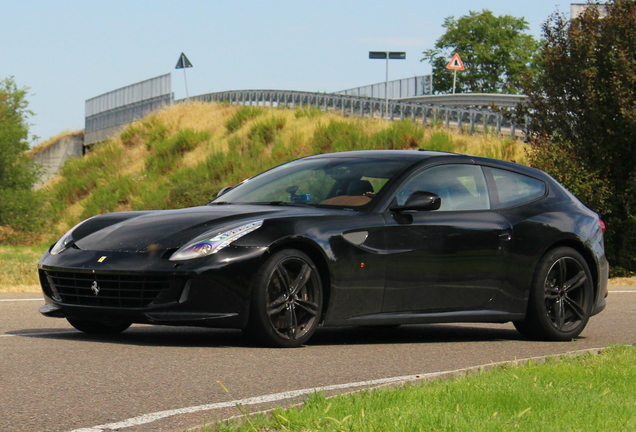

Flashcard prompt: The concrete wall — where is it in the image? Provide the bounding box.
[31,133,84,189]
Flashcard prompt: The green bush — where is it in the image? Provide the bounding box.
[0,188,44,239]
[145,128,210,174]
[80,175,135,220]
[520,1,636,274]
[248,116,286,145]
[120,116,170,148]
[310,120,370,154]
[294,107,324,119]
[426,131,455,152]
[224,106,264,133]
[527,139,611,216]
[132,182,173,210]
[0,77,43,241]
[372,119,425,150]
[53,141,124,205]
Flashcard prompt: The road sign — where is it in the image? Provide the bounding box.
[175,53,193,101]
[369,51,406,60]
[446,53,464,70]
[369,51,388,59]
[388,52,406,59]
[175,52,193,69]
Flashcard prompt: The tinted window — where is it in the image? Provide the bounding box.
[396,164,490,211]
[486,167,546,208]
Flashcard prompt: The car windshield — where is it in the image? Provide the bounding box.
[213,157,411,208]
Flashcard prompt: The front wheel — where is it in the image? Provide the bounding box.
[514,247,593,341]
[244,249,323,348]
[67,318,131,335]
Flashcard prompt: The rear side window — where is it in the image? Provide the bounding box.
[486,167,546,209]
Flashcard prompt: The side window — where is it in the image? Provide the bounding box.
[486,167,546,209]
[396,164,490,211]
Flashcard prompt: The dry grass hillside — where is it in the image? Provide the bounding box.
[35,101,528,244]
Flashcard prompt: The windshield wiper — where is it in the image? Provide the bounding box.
[206,201,237,205]
[253,201,313,207]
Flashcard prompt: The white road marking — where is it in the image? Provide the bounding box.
[608,290,636,293]
[0,298,42,302]
[0,330,77,338]
[69,347,604,432]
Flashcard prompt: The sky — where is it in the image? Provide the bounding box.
[0,0,570,145]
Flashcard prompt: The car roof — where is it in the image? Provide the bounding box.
[303,149,554,182]
[305,149,457,161]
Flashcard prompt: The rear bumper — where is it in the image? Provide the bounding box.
[592,246,609,317]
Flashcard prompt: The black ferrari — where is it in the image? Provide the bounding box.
[38,150,608,347]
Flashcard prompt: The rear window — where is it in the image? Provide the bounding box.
[486,167,546,209]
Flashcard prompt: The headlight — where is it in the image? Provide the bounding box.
[50,218,93,255]
[169,220,264,261]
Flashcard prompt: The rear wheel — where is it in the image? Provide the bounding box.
[67,318,131,334]
[244,249,323,348]
[514,247,593,341]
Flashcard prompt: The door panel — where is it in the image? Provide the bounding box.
[381,164,512,313]
[382,211,511,312]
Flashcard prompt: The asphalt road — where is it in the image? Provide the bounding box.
[2,288,635,432]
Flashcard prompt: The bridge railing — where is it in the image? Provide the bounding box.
[179,89,527,138]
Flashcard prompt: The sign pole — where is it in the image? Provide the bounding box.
[369,51,406,121]
[453,69,457,94]
[446,53,465,95]
[385,56,389,120]
[183,67,190,102]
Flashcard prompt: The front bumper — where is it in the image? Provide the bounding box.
[38,245,268,329]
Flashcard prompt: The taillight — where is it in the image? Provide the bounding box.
[599,218,605,234]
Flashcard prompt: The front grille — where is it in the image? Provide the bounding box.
[44,271,175,308]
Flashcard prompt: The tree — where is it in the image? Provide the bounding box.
[422,10,541,94]
[521,1,636,275]
[0,77,41,239]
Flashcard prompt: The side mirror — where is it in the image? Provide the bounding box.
[217,186,233,198]
[391,191,441,212]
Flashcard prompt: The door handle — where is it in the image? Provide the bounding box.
[499,231,512,241]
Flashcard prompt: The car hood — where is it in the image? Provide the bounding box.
[73,205,319,253]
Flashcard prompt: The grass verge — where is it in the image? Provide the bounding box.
[0,245,47,292]
[202,345,636,432]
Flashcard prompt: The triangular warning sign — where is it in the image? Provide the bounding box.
[446,53,465,70]
[175,52,193,69]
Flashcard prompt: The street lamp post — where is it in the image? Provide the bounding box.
[369,51,406,120]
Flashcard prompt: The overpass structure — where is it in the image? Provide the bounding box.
[83,75,529,147]
[185,89,526,137]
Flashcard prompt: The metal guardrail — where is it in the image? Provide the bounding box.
[180,90,527,138]
[401,93,527,108]
[334,75,433,99]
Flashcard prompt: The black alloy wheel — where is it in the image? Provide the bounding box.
[514,247,593,341]
[245,249,323,348]
[66,318,132,335]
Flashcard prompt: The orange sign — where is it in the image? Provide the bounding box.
[446,53,465,70]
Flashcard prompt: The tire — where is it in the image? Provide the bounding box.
[67,318,131,335]
[514,247,593,341]
[244,249,323,348]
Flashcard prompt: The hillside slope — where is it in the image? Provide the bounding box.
[15,101,527,247]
